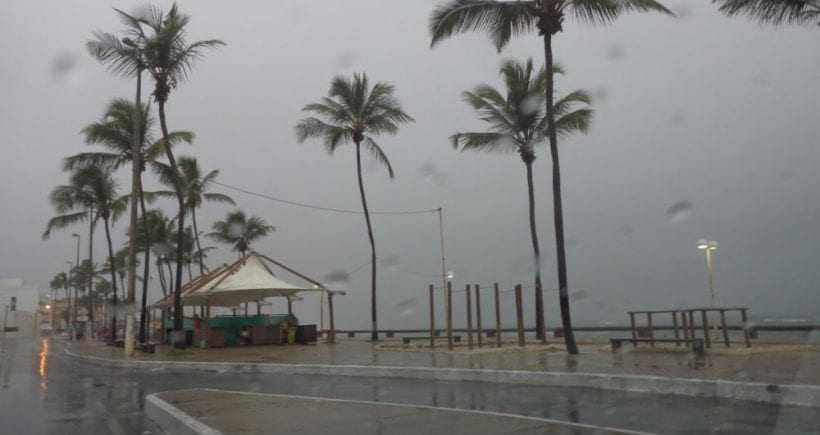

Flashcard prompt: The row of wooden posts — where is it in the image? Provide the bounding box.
[628,308,752,349]
[428,282,542,350]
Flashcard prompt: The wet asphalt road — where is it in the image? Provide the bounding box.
[1,338,818,434]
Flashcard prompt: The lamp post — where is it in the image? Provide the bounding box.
[696,239,719,306]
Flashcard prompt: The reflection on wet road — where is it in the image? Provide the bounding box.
[1,338,818,434]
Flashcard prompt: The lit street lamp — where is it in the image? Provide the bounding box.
[697,239,719,306]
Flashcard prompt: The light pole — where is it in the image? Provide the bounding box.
[697,239,719,306]
[71,233,80,340]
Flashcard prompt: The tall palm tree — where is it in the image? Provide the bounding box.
[134,208,169,342]
[295,73,414,341]
[451,58,592,341]
[87,8,149,347]
[135,3,224,345]
[154,156,235,275]
[429,0,671,354]
[65,98,192,345]
[44,166,127,342]
[69,259,100,332]
[713,0,819,25]
[49,272,71,329]
[207,210,274,256]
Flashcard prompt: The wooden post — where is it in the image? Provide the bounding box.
[428,285,435,349]
[647,312,655,347]
[688,310,696,341]
[681,311,689,340]
[328,292,336,344]
[474,285,482,348]
[446,281,453,350]
[287,297,293,316]
[741,308,751,348]
[672,311,680,346]
[701,309,711,348]
[537,281,546,345]
[204,300,211,349]
[465,285,473,350]
[494,283,501,348]
[719,309,730,348]
[514,284,525,347]
[629,312,637,347]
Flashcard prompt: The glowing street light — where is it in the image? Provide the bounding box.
[697,239,719,306]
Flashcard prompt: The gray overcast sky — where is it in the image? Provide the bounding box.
[1,1,818,329]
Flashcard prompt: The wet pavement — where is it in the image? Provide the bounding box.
[155,389,636,435]
[1,337,819,434]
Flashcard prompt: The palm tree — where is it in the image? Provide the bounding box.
[69,259,100,333]
[451,58,592,341]
[207,210,274,256]
[713,0,819,25]
[102,246,140,300]
[44,166,127,342]
[135,3,224,345]
[87,8,149,344]
[429,0,671,354]
[154,156,235,275]
[50,272,71,329]
[295,73,414,341]
[136,209,179,344]
[64,98,193,346]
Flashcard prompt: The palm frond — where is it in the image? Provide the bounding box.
[295,118,352,153]
[43,211,90,240]
[202,192,236,205]
[451,132,515,153]
[429,0,537,51]
[713,0,818,25]
[363,137,396,179]
[63,152,123,171]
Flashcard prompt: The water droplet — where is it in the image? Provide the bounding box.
[324,271,350,290]
[381,255,400,272]
[665,200,693,223]
[335,51,357,70]
[519,93,543,116]
[570,290,588,301]
[51,53,85,87]
[669,111,686,127]
[606,44,626,61]
[566,237,580,249]
[433,173,449,186]
[671,3,694,20]
[417,162,437,178]
[594,86,610,103]
[395,299,418,317]
[617,224,634,239]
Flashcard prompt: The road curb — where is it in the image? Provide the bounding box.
[65,347,820,408]
[145,392,222,435]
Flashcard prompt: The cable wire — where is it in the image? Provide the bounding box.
[214,181,437,216]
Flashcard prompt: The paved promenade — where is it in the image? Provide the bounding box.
[72,338,820,385]
[148,389,645,435]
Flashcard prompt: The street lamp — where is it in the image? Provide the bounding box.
[696,239,719,306]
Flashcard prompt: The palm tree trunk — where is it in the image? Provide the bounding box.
[125,67,143,355]
[138,181,151,343]
[104,216,118,343]
[525,160,545,340]
[157,100,187,348]
[355,140,378,341]
[157,260,167,298]
[87,210,95,338]
[543,33,578,354]
[187,263,193,281]
[191,208,205,276]
[165,260,175,297]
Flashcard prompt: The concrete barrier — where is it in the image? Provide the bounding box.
[145,393,222,435]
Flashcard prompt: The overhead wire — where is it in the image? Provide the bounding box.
[213,181,437,216]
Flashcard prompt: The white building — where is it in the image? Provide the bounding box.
[0,278,40,337]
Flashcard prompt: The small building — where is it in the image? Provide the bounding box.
[0,278,41,337]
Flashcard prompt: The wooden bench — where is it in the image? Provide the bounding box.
[141,342,158,353]
[610,337,704,356]
[402,336,461,344]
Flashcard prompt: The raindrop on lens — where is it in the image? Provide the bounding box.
[665,200,693,223]
[395,299,418,317]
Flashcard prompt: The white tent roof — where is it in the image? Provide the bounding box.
[154,252,323,308]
